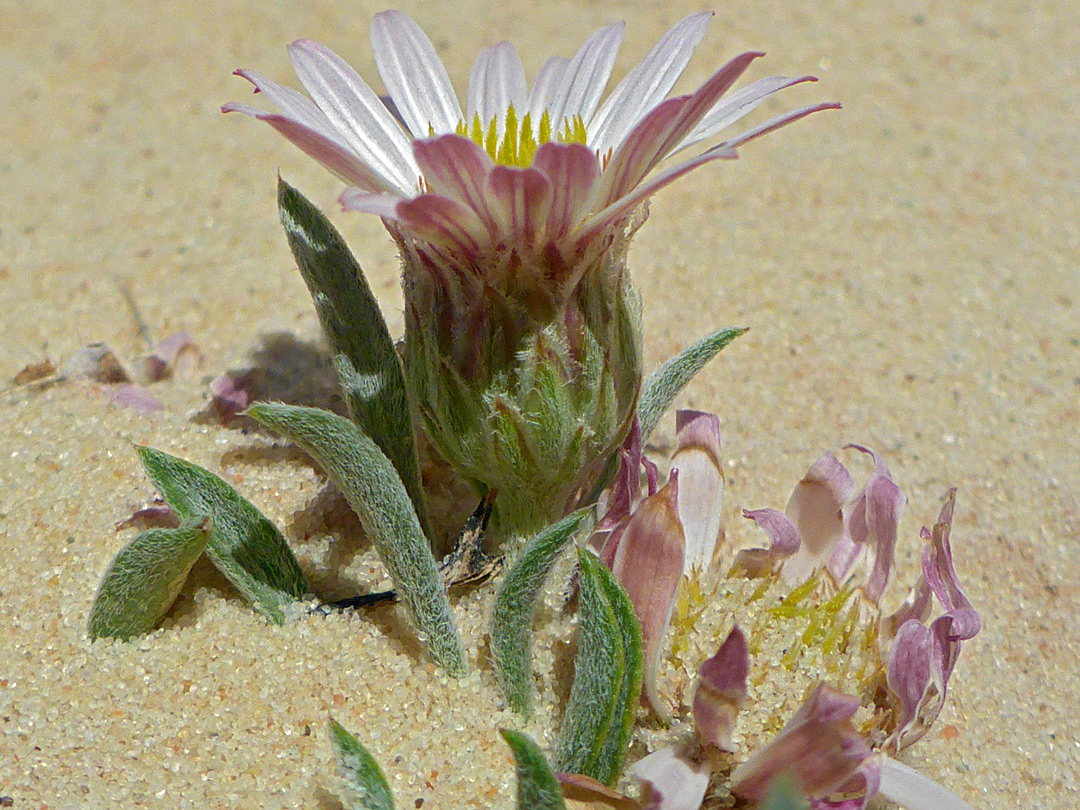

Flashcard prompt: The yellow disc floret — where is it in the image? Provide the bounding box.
[454,104,588,167]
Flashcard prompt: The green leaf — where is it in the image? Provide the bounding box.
[638,327,747,442]
[501,729,567,810]
[554,548,643,785]
[490,509,590,716]
[247,402,465,676]
[278,177,429,539]
[329,719,395,810]
[591,548,644,785]
[137,447,309,624]
[88,517,211,640]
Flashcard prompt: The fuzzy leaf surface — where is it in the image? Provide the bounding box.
[278,177,428,537]
[330,719,395,810]
[248,402,465,675]
[491,509,590,715]
[501,729,567,810]
[137,447,309,624]
[555,548,642,785]
[638,327,746,442]
[88,517,211,640]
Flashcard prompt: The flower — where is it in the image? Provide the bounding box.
[591,419,981,809]
[225,11,837,539]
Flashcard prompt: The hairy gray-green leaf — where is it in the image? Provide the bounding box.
[278,177,429,539]
[88,517,211,640]
[137,447,308,624]
[638,327,747,442]
[590,550,644,786]
[501,729,567,810]
[247,402,465,676]
[554,549,623,780]
[330,719,395,810]
[491,509,590,716]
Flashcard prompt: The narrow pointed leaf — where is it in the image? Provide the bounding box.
[555,548,643,785]
[137,446,309,624]
[247,402,465,675]
[638,327,747,442]
[491,509,590,715]
[278,177,430,538]
[591,545,644,785]
[501,729,567,810]
[330,719,395,810]
[88,517,211,640]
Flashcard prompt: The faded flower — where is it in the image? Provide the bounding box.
[592,418,980,809]
[225,10,836,538]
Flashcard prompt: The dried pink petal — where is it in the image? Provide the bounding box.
[732,683,872,804]
[692,625,749,751]
[671,410,724,574]
[733,507,801,577]
[209,371,255,424]
[779,452,856,586]
[111,383,165,413]
[831,445,905,600]
[144,331,199,382]
[626,748,710,810]
[609,473,686,720]
[883,491,981,752]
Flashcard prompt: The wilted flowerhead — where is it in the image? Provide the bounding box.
[593,418,980,809]
[226,11,836,538]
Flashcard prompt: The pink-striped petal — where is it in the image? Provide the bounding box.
[287,39,419,195]
[548,22,625,130]
[342,189,485,257]
[721,101,842,149]
[627,748,710,810]
[576,143,736,244]
[230,68,339,140]
[532,142,602,240]
[589,12,713,155]
[370,10,462,136]
[527,56,569,122]
[671,409,725,573]
[599,51,762,206]
[609,472,686,721]
[692,625,749,751]
[412,134,499,236]
[780,452,857,587]
[486,165,553,248]
[885,618,933,750]
[677,75,819,153]
[223,105,392,192]
[466,41,528,133]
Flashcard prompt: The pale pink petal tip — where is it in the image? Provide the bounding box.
[558,773,643,810]
[732,683,872,805]
[144,331,199,382]
[112,383,165,413]
[780,452,856,586]
[209,371,254,424]
[609,474,686,721]
[671,410,724,574]
[692,625,749,751]
[627,748,710,810]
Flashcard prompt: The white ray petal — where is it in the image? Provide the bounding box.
[547,22,624,130]
[288,39,419,196]
[527,56,568,123]
[589,12,713,155]
[371,10,463,136]
[466,41,528,136]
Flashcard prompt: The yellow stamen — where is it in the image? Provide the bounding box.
[453,104,588,167]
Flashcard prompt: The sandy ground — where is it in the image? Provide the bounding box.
[2,0,1077,808]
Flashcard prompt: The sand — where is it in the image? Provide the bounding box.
[1,0,1077,807]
